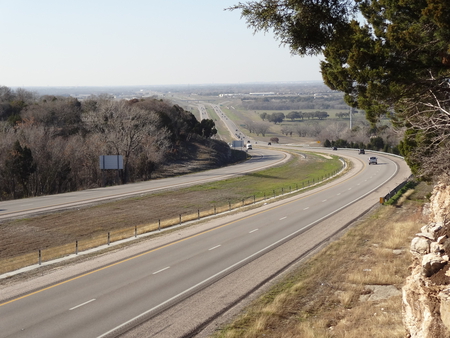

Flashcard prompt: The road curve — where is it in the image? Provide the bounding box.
[0,148,411,338]
[0,148,288,221]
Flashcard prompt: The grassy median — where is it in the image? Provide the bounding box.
[0,150,342,266]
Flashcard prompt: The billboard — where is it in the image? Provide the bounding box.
[100,155,123,170]
[232,140,244,148]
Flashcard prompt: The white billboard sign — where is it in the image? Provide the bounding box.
[100,155,123,170]
[232,140,244,148]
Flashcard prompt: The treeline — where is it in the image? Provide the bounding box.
[0,86,220,200]
[241,95,347,110]
[323,137,401,154]
[260,111,329,123]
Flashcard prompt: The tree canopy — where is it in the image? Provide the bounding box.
[232,0,450,180]
[0,88,223,199]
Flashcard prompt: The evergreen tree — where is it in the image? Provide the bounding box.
[232,0,450,180]
[3,141,36,197]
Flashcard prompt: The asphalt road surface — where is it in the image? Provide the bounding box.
[0,148,288,221]
[0,149,411,338]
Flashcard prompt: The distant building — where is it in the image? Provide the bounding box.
[249,92,275,96]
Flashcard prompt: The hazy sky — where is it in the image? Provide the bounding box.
[1,0,323,87]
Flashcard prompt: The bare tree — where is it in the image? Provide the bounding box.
[280,125,293,136]
[15,88,36,103]
[86,100,161,183]
[244,119,256,134]
[305,121,322,137]
[253,122,271,137]
[0,86,14,102]
[294,123,308,137]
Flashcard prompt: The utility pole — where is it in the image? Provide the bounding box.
[349,107,353,130]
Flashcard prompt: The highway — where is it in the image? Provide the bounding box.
[211,104,252,144]
[0,150,411,338]
[0,148,288,221]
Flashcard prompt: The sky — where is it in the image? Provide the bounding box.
[0,0,323,87]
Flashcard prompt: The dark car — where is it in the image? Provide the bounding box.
[359,149,365,154]
[332,147,337,150]
[268,142,271,145]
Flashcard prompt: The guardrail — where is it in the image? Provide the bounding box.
[0,159,346,276]
[381,174,415,204]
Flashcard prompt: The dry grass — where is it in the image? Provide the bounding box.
[0,151,343,274]
[214,184,431,338]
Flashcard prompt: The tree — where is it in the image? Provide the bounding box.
[286,111,301,121]
[314,111,329,120]
[368,136,385,151]
[195,119,217,138]
[2,140,36,198]
[294,123,308,137]
[254,122,271,136]
[260,112,267,121]
[270,137,279,144]
[280,125,293,136]
[86,100,161,183]
[267,112,285,124]
[244,119,256,133]
[232,0,450,180]
[0,86,14,102]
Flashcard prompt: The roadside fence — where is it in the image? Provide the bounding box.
[1,161,346,275]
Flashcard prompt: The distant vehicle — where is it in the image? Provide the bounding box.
[332,147,337,150]
[246,144,252,150]
[268,142,271,145]
[368,156,378,165]
[359,149,365,154]
[247,140,251,143]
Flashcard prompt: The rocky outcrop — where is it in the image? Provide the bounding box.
[403,183,450,337]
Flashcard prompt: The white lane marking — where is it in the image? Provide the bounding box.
[279,217,287,220]
[337,193,341,195]
[153,267,170,275]
[348,188,352,190]
[69,299,96,311]
[97,160,401,338]
[249,229,258,233]
[322,200,327,202]
[303,207,309,210]
[209,245,221,251]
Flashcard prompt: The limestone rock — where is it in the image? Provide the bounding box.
[403,268,450,337]
[430,241,444,254]
[437,235,448,245]
[411,237,431,256]
[428,183,450,224]
[404,181,450,338]
[440,289,450,332]
[422,253,447,277]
